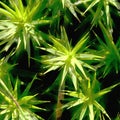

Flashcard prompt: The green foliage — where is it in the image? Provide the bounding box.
[80,0,120,30]
[39,27,102,90]
[0,0,51,64]
[0,63,48,120]
[95,22,120,76]
[0,0,120,120]
[62,74,120,120]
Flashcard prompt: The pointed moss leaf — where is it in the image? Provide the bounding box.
[11,1,23,19]
[89,104,94,120]
[61,0,65,8]
[79,105,87,120]
[0,79,13,100]
[94,101,111,120]
[95,82,120,98]
[0,1,16,17]
[61,27,71,51]
[21,75,37,97]
[43,65,60,74]
[50,36,68,53]
[68,98,88,109]
[72,33,89,55]
[78,53,103,60]
[83,0,99,15]
[18,0,24,13]
[69,67,77,90]
[32,19,51,25]
[64,90,84,98]
[74,58,88,79]
[13,78,20,99]
[31,105,47,111]
[65,0,80,22]
[109,0,120,10]
[91,1,102,27]
[60,64,69,89]
[0,8,14,18]
[19,95,37,104]
[27,1,41,20]
[0,109,9,115]
[0,91,11,103]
